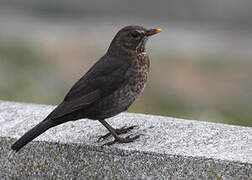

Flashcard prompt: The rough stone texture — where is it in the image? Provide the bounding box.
[0,100,251,179]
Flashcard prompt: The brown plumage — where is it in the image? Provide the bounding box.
[11,25,162,152]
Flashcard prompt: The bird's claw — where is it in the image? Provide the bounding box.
[101,134,141,147]
[97,125,138,142]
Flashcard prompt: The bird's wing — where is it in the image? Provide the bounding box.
[49,55,131,119]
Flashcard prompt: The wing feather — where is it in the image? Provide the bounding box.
[49,55,130,119]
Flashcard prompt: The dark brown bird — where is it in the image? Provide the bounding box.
[11,25,162,152]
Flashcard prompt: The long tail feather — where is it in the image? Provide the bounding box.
[11,117,56,152]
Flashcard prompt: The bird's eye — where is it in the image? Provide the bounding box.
[131,31,140,38]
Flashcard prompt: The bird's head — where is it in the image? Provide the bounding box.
[108,25,163,55]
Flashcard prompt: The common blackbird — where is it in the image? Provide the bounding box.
[11,25,162,152]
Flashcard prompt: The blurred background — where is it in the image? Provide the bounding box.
[0,0,251,127]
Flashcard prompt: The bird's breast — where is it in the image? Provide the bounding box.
[127,53,150,96]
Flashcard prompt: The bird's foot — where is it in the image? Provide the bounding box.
[101,134,141,146]
[97,125,138,142]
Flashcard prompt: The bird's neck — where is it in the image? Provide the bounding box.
[107,45,146,57]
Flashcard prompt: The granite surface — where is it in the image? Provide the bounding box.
[0,100,251,179]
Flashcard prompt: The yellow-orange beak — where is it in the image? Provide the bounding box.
[146,28,163,36]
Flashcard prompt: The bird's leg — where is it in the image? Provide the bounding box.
[98,119,140,145]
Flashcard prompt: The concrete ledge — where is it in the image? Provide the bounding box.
[0,100,251,179]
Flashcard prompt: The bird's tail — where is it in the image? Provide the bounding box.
[11,117,56,152]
